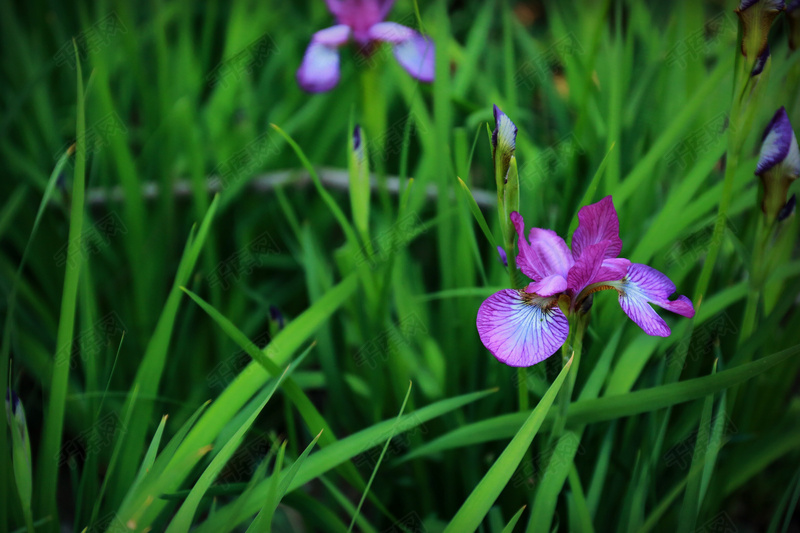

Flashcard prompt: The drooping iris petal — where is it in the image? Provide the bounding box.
[613,263,695,337]
[390,32,435,82]
[527,228,574,280]
[571,196,622,260]
[566,241,609,295]
[296,25,352,93]
[526,275,568,297]
[757,107,800,175]
[477,289,569,367]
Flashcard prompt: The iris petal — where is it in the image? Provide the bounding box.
[566,241,609,295]
[571,196,623,260]
[592,257,631,285]
[391,31,435,82]
[526,276,568,297]
[296,26,352,93]
[477,289,569,367]
[615,264,695,337]
[528,228,574,279]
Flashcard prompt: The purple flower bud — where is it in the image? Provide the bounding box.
[491,105,518,182]
[788,0,800,51]
[751,45,770,76]
[756,107,800,221]
[735,0,785,59]
[269,305,285,330]
[778,193,797,221]
[497,245,508,267]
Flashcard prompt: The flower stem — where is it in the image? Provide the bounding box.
[738,216,775,346]
[551,314,586,439]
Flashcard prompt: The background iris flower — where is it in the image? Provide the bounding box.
[297,0,435,92]
[477,197,695,367]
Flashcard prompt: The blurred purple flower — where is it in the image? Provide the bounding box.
[476,197,695,367]
[297,0,434,92]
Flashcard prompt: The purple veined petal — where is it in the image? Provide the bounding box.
[566,241,609,295]
[571,196,623,260]
[477,289,569,367]
[757,107,798,175]
[528,228,575,279]
[614,263,695,337]
[511,212,538,280]
[525,276,568,297]
[510,212,574,281]
[591,257,631,284]
[296,26,351,93]
[391,31,435,82]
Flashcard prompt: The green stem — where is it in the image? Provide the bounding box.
[739,216,773,346]
[551,314,586,440]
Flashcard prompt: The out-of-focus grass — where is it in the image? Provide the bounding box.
[1,0,799,532]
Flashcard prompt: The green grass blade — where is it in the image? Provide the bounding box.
[443,359,572,533]
[165,356,300,533]
[194,388,496,532]
[247,430,323,533]
[403,343,799,458]
[37,43,87,525]
[501,505,527,533]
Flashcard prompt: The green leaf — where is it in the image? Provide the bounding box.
[37,44,87,522]
[194,388,496,533]
[403,343,799,458]
[443,359,571,533]
[458,177,498,249]
[165,352,304,533]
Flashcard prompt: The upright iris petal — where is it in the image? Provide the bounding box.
[571,196,622,260]
[477,289,569,367]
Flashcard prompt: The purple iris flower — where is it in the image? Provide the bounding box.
[297,0,435,93]
[476,196,695,367]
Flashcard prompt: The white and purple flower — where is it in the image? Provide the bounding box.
[297,0,435,93]
[476,197,695,367]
